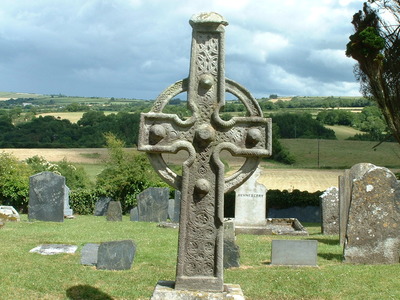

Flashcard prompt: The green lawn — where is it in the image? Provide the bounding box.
[1,216,400,299]
[280,139,400,169]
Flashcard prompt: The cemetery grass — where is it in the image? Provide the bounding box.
[2,218,400,300]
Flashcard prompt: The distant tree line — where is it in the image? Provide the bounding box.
[0,111,140,148]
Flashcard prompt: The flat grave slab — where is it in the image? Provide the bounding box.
[271,240,318,266]
[29,244,78,255]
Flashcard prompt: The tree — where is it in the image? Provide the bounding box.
[346,1,400,143]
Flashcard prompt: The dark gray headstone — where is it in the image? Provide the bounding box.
[172,190,181,223]
[106,201,122,221]
[96,240,136,270]
[223,219,239,269]
[28,171,66,222]
[320,186,339,235]
[343,166,400,264]
[271,240,318,266]
[137,187,169,222]
[81,243,100,266]
[94,196,112,216]
[130,207,139,221]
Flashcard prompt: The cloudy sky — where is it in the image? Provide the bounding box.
[0,0,365,100]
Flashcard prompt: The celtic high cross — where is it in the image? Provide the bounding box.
[138,12,271,292]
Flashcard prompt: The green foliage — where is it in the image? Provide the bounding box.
[95,134,167,213]
[0,152,32,211]
[267,189,322,208]
[25,156,91,189]
[272,112,336,139]
[267,123,296,164]
[69,188,99,215]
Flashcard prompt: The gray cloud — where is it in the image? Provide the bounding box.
[0,0,364,99]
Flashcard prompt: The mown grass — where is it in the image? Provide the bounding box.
[1,216,400,299]
[280,139,400,169]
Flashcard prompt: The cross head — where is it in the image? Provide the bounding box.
[138,12,271,292]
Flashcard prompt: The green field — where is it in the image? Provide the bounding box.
[280,139,400,169]
[1,216,400,300]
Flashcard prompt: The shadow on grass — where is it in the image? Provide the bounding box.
[318,252,343,262]
[66,285,113,300]
[310,238,340,246]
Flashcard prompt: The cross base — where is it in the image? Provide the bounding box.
[150,281,245,300]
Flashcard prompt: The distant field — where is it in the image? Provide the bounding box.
[37,111,114,123]
[326,125,363,140]
[280,138,400,169]
[3,139,400,192]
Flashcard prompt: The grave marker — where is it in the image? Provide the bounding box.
[343,165,400,264]
[28,171,66,222]
[139,12,271,295]
[271,240,318,266]
[320,186,339,235]
[137,187,169,222]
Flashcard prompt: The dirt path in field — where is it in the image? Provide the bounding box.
[1,148,342,192]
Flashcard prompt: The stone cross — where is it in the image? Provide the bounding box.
[138,12,271,292]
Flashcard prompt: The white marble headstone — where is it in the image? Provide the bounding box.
[234,168,267,227]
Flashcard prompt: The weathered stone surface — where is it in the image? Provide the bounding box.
[234,168,267,227]
[339,163,375,245]
[167,190,181,223]
[343,166,400,264]
[151,281,245,300]
[271,240,318,266]
[0,206,20,221]
[130,207,139,221]
[223,219,239,269]
[97,240,136,270]
[320,186,339,235]
[28,171,66,222]
[29,244,78,255]
[94,196,112,216]
[138,12,271,292]
[235,218,308,236]
[81,243,100,266]
[64,185,73,217]
[106,201,122,221]
[137,187,169,222]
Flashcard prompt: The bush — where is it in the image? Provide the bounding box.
[25,156,91,189]
[0,152,32,212]
[95,133,168,214]
[69,188,99,215]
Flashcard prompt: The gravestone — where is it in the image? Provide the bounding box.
[271,240,318,266]
[139,12,271,296]
[168,190,181,223]
[223,219,240,269]
[130,207,139,221]
[94,196,112,216]
[137,187,169,222]
[234,168,267,233]
[106,201,122,221]
[320,186,339,235]
[339,163,375,245]
[343,165,400,264]
[28,171,66,222]
[96,240,136,270]
[81,243,100,266]
[0,206,20,222]
[29,244,78,255]
[64,185,73,217]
